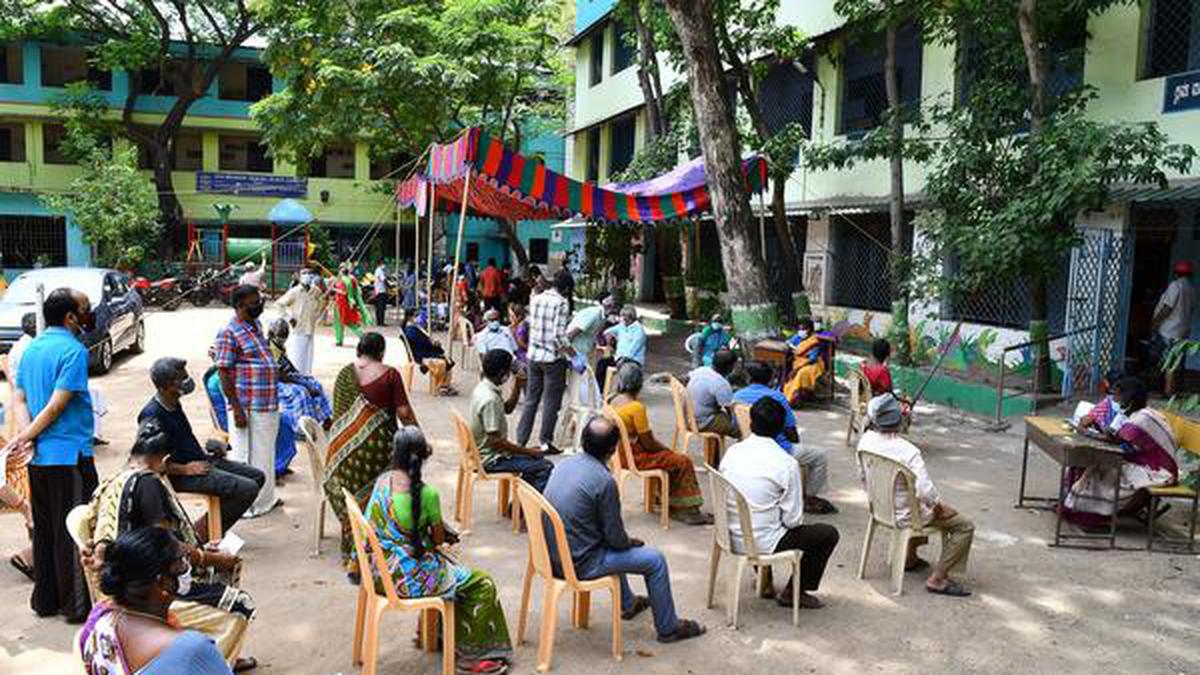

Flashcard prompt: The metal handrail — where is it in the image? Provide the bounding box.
[992,324,1097,427]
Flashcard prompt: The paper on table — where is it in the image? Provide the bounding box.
[217,531,244,556]
[1071,401,1094,427]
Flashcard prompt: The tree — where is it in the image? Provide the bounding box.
[5,1,262,248]
[663,0,779,339]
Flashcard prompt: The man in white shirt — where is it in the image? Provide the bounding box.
[238,255,267,289]
[6,312,36,391]
[514,269,574,455]
[275,266,327,375]
[474,308,518,356]
[857,394,975,597]
[372,262,390,326]
[719,398,840,609]
[1153,260,1195,395]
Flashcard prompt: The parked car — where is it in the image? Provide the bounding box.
[0,267,145,374]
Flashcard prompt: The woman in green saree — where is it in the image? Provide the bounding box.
[365,426,513,674]
[324,332,419,578]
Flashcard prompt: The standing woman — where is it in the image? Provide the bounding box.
[332,263,366,347]
[324,332,418,578]
[365,427,512,674]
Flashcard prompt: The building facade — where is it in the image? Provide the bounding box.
[566,1,1200,394]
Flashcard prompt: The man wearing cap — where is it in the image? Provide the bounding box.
[856,393,975,597]
[138,357,265,539]
[1153,260,1195,396]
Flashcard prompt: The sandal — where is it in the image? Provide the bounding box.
[233,656,258,672]
[657,618,706,643]
[926,581,972,597]
[671,509,714,526]
[10,555,34,582]
[804,497,839,515]
[458,659,508,674]
[621,595,651,620]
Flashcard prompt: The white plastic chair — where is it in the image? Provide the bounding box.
[856,448,927,595]
[704,463,802,628]
[845,370,872,447]
[298,415,330,556]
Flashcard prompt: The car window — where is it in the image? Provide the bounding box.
[117,276,130,296]
[103,275,119,299]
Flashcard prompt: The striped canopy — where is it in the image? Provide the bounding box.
[396,127,767,224]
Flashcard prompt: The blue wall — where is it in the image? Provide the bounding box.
[0,192,91,277]
[576,0,615,34]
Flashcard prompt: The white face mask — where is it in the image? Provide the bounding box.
[175,559,193,596]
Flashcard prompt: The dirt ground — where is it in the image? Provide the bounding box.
[1,307,1198,675]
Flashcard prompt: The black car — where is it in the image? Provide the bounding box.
[0,267,145,374]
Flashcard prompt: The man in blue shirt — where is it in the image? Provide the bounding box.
[604,305,648,366]
[7,288,98,622]
[731,361,837,515]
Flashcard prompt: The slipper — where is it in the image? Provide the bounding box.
[671,510,714,526]
[10,555,34,582]
[233,656,258,672]
[926,581,971,597]
[621,595,651,620]
[905,558,930,573]
[776,590,823,609]
[458,661,507,675]
[804,498,839,515]
[657,618,706,643]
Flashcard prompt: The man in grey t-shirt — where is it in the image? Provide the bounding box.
[686,349,740,438]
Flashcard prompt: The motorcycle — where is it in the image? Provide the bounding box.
[185,268,239,307]
[131,274,183,310]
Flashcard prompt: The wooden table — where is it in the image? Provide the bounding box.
[1019,416,1127,548]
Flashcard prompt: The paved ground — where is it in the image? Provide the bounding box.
[2,307,1198,674]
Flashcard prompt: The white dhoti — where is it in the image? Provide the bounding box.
[90,387,107,439]
[554,367,603,451]
[226,408,279,517]
[286,331,315,376]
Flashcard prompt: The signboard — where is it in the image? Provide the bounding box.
[195,172,308,198]
[1163,70,1200,114]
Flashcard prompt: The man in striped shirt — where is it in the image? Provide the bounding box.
[515,270,574,455]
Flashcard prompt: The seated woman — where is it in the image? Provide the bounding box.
[80,527,233,675]
[326,332,420,578]
[268,319,334,430]
[608,362,713,526]
[82,419,256,671]
[364,427,512,674]
[1062,376,1179,527]
[782,318,829,407]
[1076,369,1124,433]
[398,309,456,396]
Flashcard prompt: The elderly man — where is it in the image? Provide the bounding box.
[555,293,616,448]
[604,304,648,366]
[720,398,840,608]
[138,357,265,539]
[732,361,836,514]
[515,269,575,455]
[275,266,327,376]
[474,308,518,356]
[857,394,975,597]
[687,348,740,439]
[545,416,706,644]
[213,285,280,518]
[238,254,267,290]
[6,288,97,622]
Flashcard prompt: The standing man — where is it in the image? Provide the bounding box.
[6,288,97,622]
[479,257,505,313]
[472,349,553,492]
[372,260,390,327]
[1153,260,1195,396]
[275,266,326,376]
[213,285,280,518]
[555,293,615,449]
[139,357,265,539]
[516,269,574,456]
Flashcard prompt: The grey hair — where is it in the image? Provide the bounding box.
[620,305,637,320]
[614,361,644,395]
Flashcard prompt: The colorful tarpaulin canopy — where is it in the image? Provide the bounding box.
[395,127,767,224]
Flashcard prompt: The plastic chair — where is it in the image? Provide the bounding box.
[856,449,926,595]
[342,489,455,675]
[602,404,670,529]
[65,504,99,597]
[732,403,752,440]
[704,463,802,628]
[668,376,725,467]
[561,365,604,453]
[393,333,418,391]
[514,480,623,672]
[845,369,872,447]
[1149,413,1199,551]
[452,317,476,372]
[298,415,331,556]
[450,411,521,534]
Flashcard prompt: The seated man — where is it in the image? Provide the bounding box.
[782,318,828,407]
[139,357,265,540]
[471,349,553,492]
[604,305,648,367]
[686,348,740,438]
[720,398,840,608]
[545,416,706,644]
[399,308,455,395]
[693,314,731,368]
[857,394,975,597]
[474,308,518,356]
[732,361,836,514]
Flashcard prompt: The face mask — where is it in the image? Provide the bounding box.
[797,330,810,339]
[488,320,501,331]
[178,376,196,396]
[174,559,193,597]
[711,322,722,331]
[300,274,313,288]
[246,302,265,319]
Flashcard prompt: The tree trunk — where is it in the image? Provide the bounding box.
[1018,0,1053,390]
[629,0,666,139]
[884,9,912,364]
[664,0,779,339]
[499,218,529,268]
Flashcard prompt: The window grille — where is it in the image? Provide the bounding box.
[940,258,1068,332]
[839,24,923,135]
[758,58,814,138]
[609,115,635,177]
[0,215,67,267]
[1145,0,1196,79]
[589,33,604,87]
[829,213,911,312]
[612,20,635,74]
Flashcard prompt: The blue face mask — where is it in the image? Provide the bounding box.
[711,322,722,331]
[488,320,501,331]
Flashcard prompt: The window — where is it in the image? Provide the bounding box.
[219,134,273,172]
[43,123,73,164]
[941,256,1068,331]
[958,22,1085,111]
[135,129,203,171]
[838,24,922,135]
[0,122,25,161]
[307,145,355,178]
[758,58,815,139]
[0,215,67,267]
[40,45,110,90]
[1145,0,1197,79]
[219,62,273,101]
[829,213,911,312]
[528,238,549,264]
[585,127,601,182]
[466,242,480,263]
[1,42,22,84]
[608,115,636,177]
[612,20,636,74]
[589,32,604,87]
[370,152,414,180]
[135,61,190,96]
